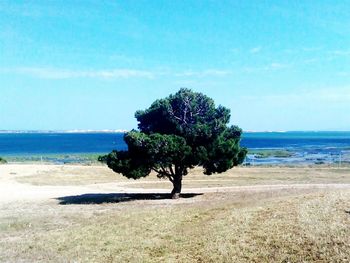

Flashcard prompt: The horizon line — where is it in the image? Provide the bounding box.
[1,129,350,134]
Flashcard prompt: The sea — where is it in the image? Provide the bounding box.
[0,131,349,165]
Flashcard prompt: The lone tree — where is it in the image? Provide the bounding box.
[99,88,247,199]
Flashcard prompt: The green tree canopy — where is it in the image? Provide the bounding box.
[99,88,247,198]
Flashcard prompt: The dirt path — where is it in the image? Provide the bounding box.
[0,164,127,203]
[1,164,350,204]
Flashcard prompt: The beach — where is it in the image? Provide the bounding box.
[1,164,350,262]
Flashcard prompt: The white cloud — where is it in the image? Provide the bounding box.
[329,50,350,56]
[1,67,155,79]
[313,87,350,101]
[241,86,350,103]
[302,47,323,52]
[323,50,350,62]
[243,62,290,72]
[269,63,289,69]
[302,58,319,64]
[283,47,323,55]
[249,46,262,54]
[1,67,235,80]
[174,69,232,78]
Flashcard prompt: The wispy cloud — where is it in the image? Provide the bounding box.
[302,47,323,52]
[302,87,350,102]
[240,86,350,104]
[283,47,323,55]
[249,46,262,54]
[174,69,232,78]
[269,63,289,69]
[302,58,319,64]
[1,67,235,80]
[337,71,350,77]
[1,67,155,79]
[283,48,350,64]
[322,49,350,62]
[329,50,350,56]
[243,62,290,73]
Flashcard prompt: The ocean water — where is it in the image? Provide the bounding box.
[242,132,350,165]
[0,132,349,164]
[0,133,126,155]
[242,131,350,149]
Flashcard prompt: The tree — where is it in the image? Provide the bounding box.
[99,88,247,199]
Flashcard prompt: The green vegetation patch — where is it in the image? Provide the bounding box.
[249,149,294,158]
[0,157,7,164]
[3,153,103,164]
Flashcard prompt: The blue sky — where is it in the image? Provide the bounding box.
[1,0,350,131]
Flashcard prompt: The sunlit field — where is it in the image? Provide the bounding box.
[1,164,350,262]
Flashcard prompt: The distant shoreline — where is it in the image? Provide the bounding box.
[1,132,349,165]
[1,130,350,134]
[0,130,128,134]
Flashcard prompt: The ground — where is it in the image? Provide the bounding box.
[1,164,350,262]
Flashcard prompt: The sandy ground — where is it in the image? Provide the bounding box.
[0,164,127,203]
[1,164,350,205]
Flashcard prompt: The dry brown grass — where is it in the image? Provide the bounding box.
[1,188,350,262]
[14,165,127,186]
[126,167,350,189]
[1,165,350,262]
[14,166,350,188]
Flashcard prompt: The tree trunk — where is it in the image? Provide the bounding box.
[171,174,182,199]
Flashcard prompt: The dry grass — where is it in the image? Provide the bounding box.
[1,165,350,262]
[14,166,350,188]
[126,167,350,189]
[1,188,350,262]
[14,165,127,186]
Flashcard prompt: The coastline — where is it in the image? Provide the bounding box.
[0,153,104,165]
[1,146,350,166]
[0,131,349,165]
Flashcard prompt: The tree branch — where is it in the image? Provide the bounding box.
[160,165,168,174]
[168,105,182,122]
[169,165,175,176]
[152,166,174,183]
[151,167,165,176]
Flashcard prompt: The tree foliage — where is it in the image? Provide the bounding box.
[99,88,247,198]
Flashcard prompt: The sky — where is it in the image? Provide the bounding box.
[1,0,350,131]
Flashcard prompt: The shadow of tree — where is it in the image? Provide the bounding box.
[56,193,202,205]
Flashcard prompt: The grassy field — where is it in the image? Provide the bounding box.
[14,165,125,186]
[14,166,350,187]
[1,165,350,262]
